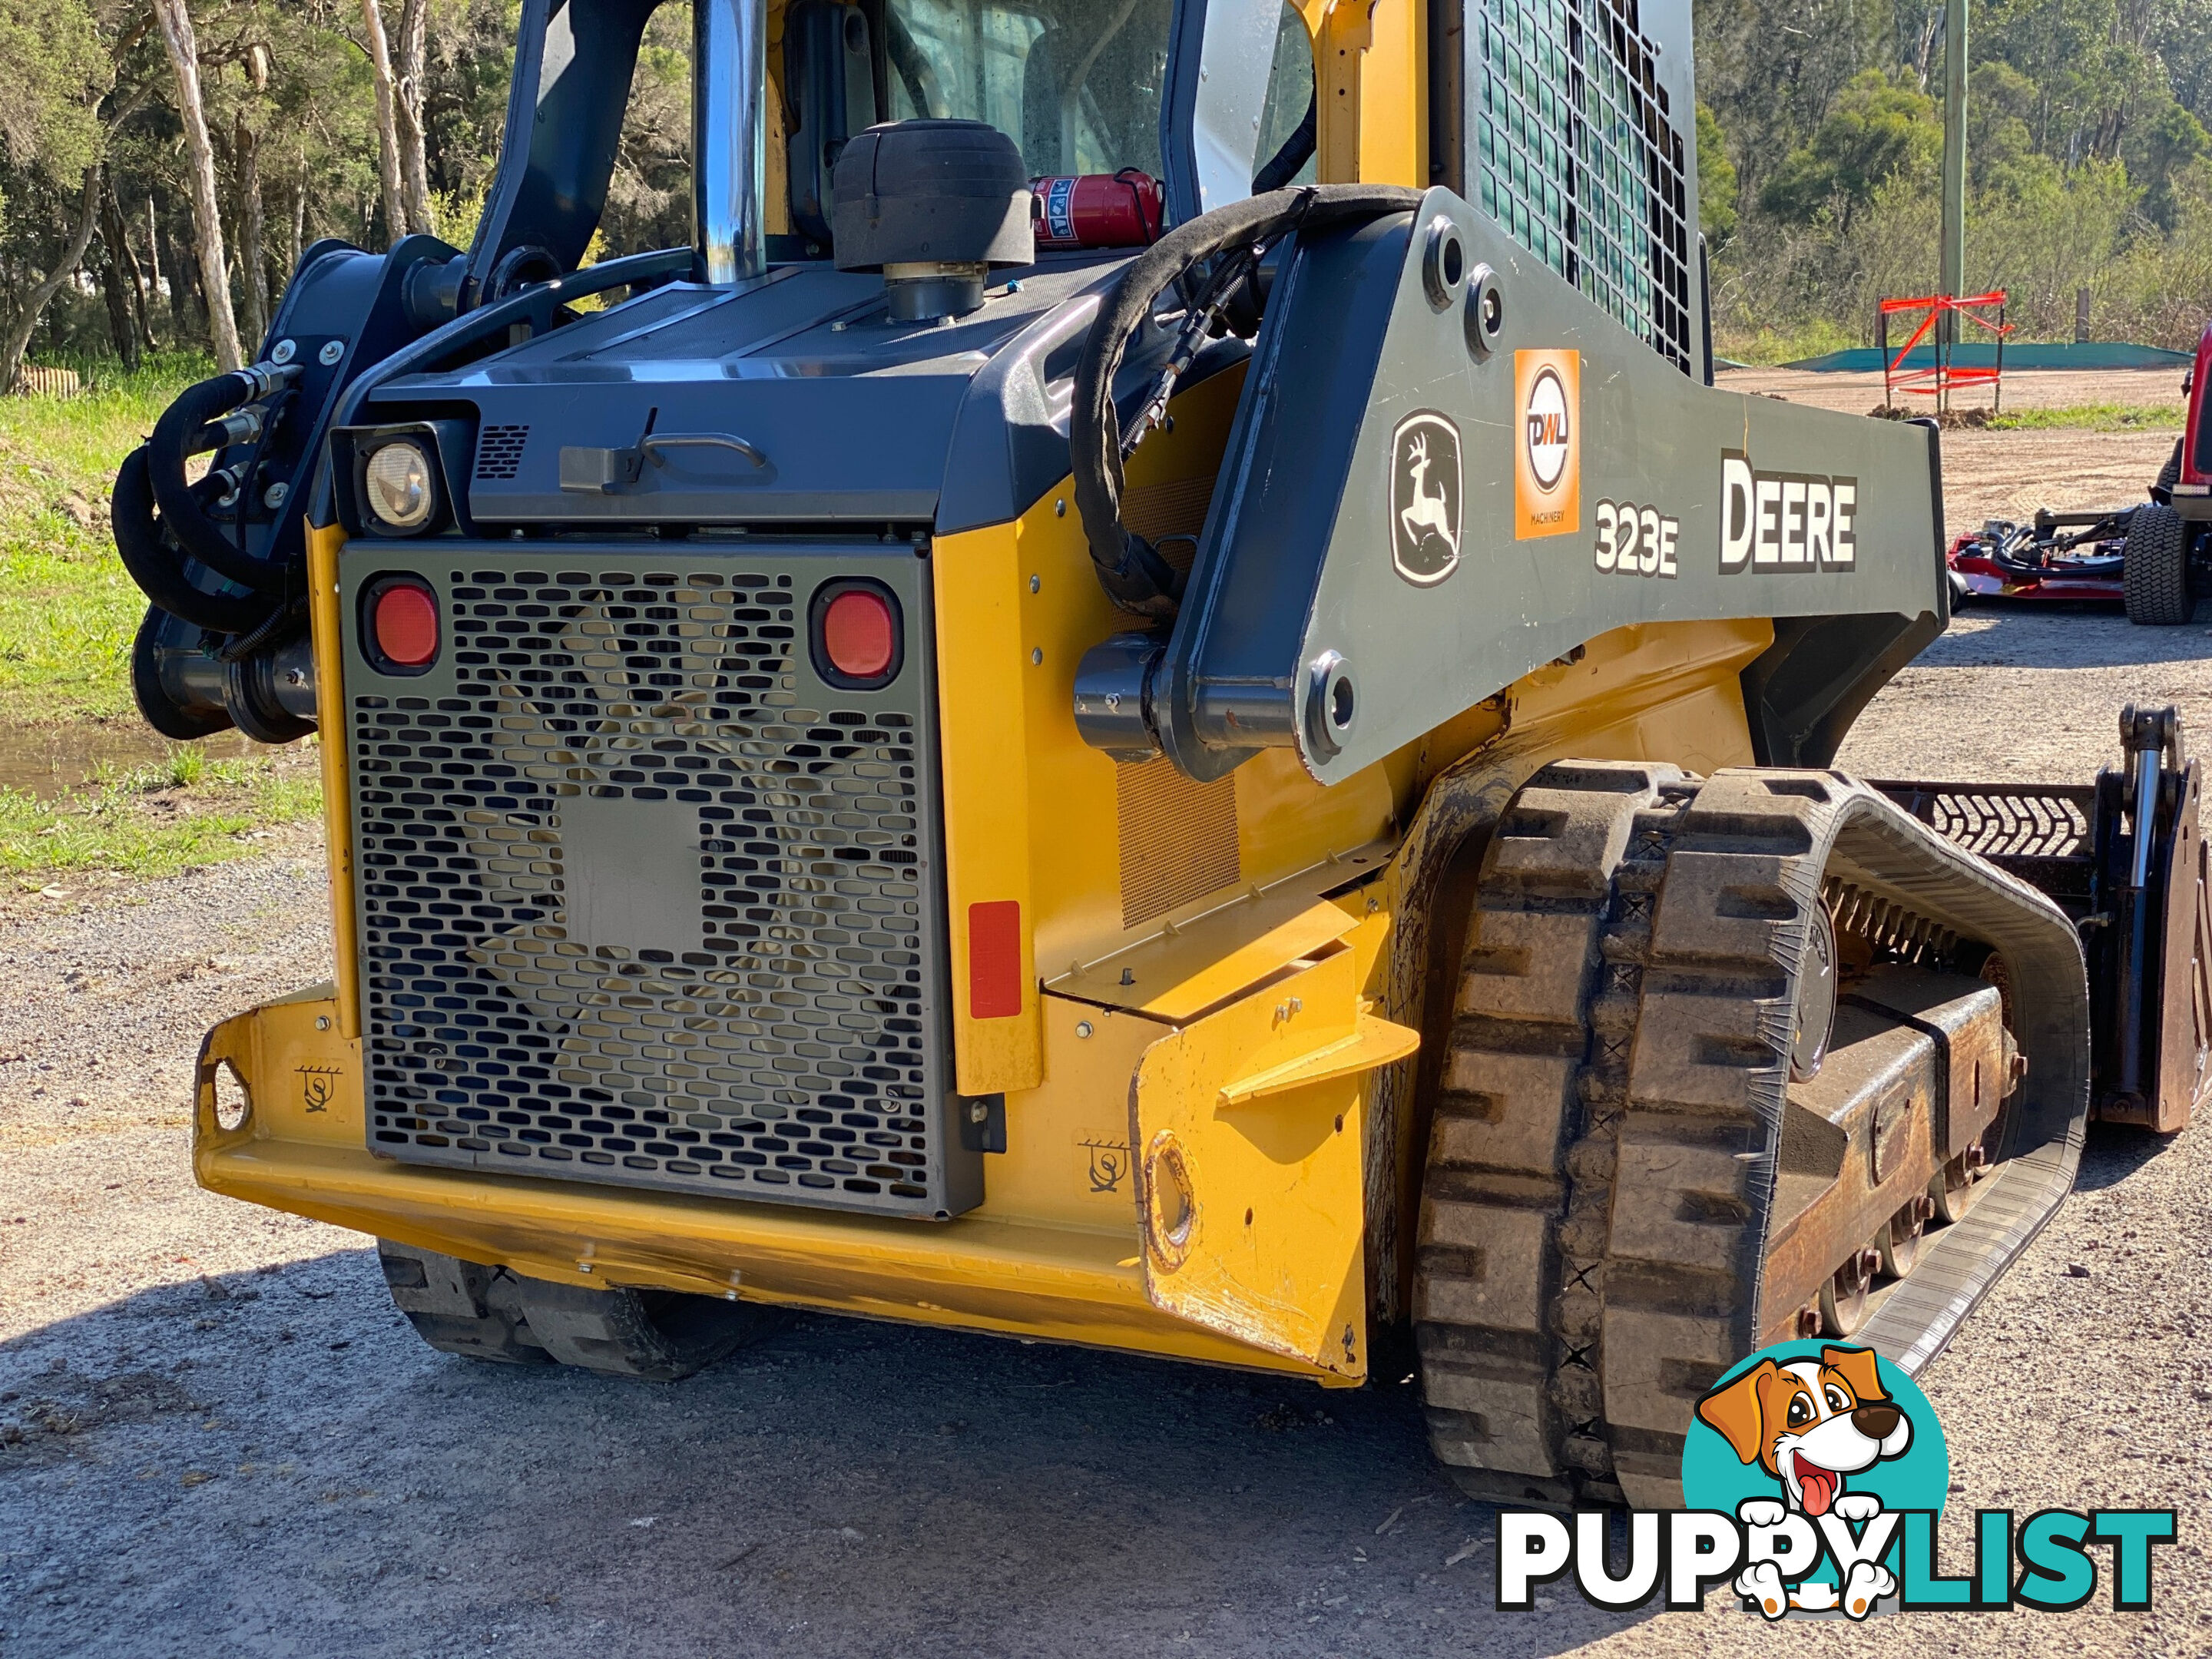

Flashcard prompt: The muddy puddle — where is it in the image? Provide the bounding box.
[0,723,286,799]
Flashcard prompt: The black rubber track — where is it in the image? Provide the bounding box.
[379,1240,777,1380]
[1415,763,2089,1509]
[379,1240,551,1365]
[1416,760,1684,1508]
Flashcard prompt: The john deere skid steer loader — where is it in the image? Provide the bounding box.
[115,0,2210,1508]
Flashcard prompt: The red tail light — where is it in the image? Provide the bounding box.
[810,580,902,688]
[368,578,439,670]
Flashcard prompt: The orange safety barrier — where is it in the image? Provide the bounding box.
[1878,290,2013,412]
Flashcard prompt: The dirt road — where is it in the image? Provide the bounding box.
[1714,364,2187,417]
[5,607,2209,1654]
[1714,365,2184,531]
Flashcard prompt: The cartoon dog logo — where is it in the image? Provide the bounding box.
[1695,1344,1913,1618]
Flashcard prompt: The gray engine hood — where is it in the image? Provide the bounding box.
[363,254,1220,535]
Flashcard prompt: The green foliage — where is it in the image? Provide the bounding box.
[1693,0,1893,201]
[1973,157,2137,326]
[6,0,2212,419]
[1966,59,2043,197]
[0,350,316,876]
[601,4,694,258]
[0,0,108,188]
[429,182,490,255]
[1696,103,1739,246]
[1700,0,2212,356]
[1708,316,1862,367]
[1710,154,2158,358]
[2101,161,2212,346]
[2136,100,2211,228]
[1758,71,1943,230]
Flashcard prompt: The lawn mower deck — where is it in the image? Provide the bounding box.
[1949,509,2132,604]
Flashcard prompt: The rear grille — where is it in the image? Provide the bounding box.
[343,549,977,1218]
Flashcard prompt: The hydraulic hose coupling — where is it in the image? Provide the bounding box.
[206,463,250,508]
[195,408,267,455]
[112,357,313,644]
[184,359,301,457]
[237,359,303,401]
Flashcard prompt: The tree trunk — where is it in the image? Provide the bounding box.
[98,240,139,368]
[396,0,433,235]
[359,0,409,243]
[283,155,305,286]
[147,197,168,339]
[156,206,192,337]
[234,112,270,349]
[151,0,244,369]
[0,169,105,395]
[96,171,142,369]
[1911,15,1941,91]
[110,180,160,354]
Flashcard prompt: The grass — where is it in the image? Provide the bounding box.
[0,352,329,887]
[1711,319,1862,367]
[1985,402,2186,432]
[0,354,214,727]
[0,747,323,887]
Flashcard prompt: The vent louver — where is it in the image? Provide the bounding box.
[473,424,529,480]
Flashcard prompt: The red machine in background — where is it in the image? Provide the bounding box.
[1947,509,2131,606]
[1946,319,2212,624]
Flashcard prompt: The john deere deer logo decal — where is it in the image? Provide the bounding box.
[1389,411,1462,585]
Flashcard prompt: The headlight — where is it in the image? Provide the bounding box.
[363,441,436,533]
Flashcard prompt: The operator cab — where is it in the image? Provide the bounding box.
[585,0,1315,288]
[776,0,1315,259]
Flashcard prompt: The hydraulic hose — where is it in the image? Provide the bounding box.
[146,369,295,594]
[1251,94,1317,194]
[1069,183,1425,618]
[112,445,280,635]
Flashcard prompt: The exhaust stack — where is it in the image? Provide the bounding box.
[694,0,767,284]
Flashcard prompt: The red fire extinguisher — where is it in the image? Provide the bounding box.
[1030,169,1167,251]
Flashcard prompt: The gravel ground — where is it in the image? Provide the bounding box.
[1939,427,2184,535]
[4,605,2210,1654]
[1833,603,2212,781]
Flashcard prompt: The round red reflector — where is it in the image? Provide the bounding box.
[822,588,896,678]
[373,582,439,667]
